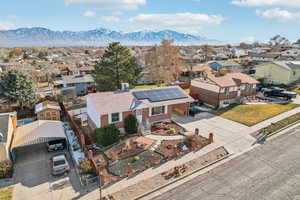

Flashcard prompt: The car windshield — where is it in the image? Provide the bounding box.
[53,159,65,166]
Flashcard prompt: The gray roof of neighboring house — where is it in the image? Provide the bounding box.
[210,60,241,67]
[62,74,94,85]
[273,61,300,71]
[0,114,10,143]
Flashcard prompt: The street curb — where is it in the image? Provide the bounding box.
[267,120,300,138]
[253,118,300,145]
[133,152,232,200]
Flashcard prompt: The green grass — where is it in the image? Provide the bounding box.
[37,82,49,88]
[66,103,86,111]
[219,104,299,126]
[0,187,13,200]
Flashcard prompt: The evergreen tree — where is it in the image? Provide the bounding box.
[95,125,120,147]
[0,70,37,106]
[94,42,142,91]
[124,114,138,135]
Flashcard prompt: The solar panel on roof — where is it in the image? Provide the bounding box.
[133,87,188,102]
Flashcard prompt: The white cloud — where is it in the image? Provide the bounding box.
[256,8,300,21]
[0,21,15,30]
[231,0,300,8]
[83,11,96,17]
[127,13,224,34]
[99,16,120,23]
[64,0,146,10]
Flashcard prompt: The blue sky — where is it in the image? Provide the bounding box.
[0,0,299,43]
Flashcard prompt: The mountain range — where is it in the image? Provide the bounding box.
[0,27,222,47]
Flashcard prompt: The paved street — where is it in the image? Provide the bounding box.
[152,125,300,200]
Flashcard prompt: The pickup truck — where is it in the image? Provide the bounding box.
[262,87,297,100]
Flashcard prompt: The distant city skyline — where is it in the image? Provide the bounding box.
[0,0,299,43]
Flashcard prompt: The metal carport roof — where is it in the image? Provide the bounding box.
[11,120,66,149]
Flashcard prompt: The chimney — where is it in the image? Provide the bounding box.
[195,128,199,136]
[209,133,214,144]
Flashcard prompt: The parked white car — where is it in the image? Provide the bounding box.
[51,154,70,176]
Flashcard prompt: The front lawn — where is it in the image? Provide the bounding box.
[0,187,13,200]
[219,104,299,126]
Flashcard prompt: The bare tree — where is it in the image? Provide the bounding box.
[202,45,213,62]
[144,40,182,84]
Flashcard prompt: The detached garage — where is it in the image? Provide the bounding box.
[11,120,67,162]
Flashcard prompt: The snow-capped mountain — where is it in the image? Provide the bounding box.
[0,27,222,47]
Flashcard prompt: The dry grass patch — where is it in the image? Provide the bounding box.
[220,104,299,126]
[0,187,13,200]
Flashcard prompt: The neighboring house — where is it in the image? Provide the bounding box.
[248,53,280,62]
[62,74,95,96]
[79,66,95,75]
[190,73,259,108]
[87,86,194,131]
[281,49,300,58]
[178,65,212,82]
[0,112,17,162]
[254,61,300,85]
[208,60,242,73]
[231,48,248,58]
[35,101,61,121]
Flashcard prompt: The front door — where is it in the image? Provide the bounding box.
[136,109,143,123]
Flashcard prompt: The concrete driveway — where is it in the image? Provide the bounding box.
[173,112,256,154]
[12,144,81,200]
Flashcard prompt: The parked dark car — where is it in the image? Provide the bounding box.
[262,87,297,100]
[47,139,66,152]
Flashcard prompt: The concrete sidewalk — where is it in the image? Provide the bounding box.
[81,106,300,199]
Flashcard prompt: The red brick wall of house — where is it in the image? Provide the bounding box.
[241,89,257,97]
[142,106,172,123]
[190,85,221,107]
[172,103,189,115]
[98,104,189,129]
[100,111,136,128]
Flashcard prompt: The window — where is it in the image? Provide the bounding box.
[151,106,165,116]
[111,113,120,123]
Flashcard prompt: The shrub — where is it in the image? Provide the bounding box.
[0,160,13,179]
[96,125,120,147]
[124,114,138,135]
[79,159,95,175]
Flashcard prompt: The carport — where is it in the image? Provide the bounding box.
[11,120,67,162]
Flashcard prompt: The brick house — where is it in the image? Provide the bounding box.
[190,73,259,108]
[87,86,194,131]
[35,101,61,121]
